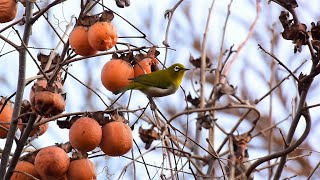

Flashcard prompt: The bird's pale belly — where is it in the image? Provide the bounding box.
[140,85,176,97]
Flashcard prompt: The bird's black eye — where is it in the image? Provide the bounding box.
[174,66,180,72]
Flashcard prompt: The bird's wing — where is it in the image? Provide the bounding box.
[132,71,171,89]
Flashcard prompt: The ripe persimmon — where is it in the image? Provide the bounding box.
[88,21,118,51]
[100,121,133,156]
[11,161,40,180]
[56,174,68,180]
[34,146,70,179]
[0,97,13,139]
[69,117,102,152]
[101,59,134,93]
[69,25,98,56]
[30,79,65,117]
[67,158,96,180]
[0,0,17,23]
[134,58,154,77]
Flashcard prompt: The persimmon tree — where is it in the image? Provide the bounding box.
[1,0,320,179]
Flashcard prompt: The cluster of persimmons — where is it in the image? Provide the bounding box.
[0,0,160,179]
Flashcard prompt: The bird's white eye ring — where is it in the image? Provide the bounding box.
[174,66,180,72]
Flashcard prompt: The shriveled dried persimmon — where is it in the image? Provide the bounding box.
[30,79,65,117]
[34,146,70,179]
[101,59,134,93]
[11,161,40,180]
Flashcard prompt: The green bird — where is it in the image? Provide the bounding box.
[114,63,189,97]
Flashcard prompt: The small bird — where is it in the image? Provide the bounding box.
[114,63,188,97]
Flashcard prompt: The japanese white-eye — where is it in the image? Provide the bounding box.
[114,63,188,97]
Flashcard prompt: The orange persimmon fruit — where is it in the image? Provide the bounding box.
[0,97,13,139]
[69,117,102,152]
[69,26,97,56]
[0,0,17,23]
[30,79,65,117]
[133,58,153,77]
[67,158,96,180]
[100,121,133,156]
[101,59,134,93]
[88,21,118,51]
[11,161,40,180]
[34,146,70,179]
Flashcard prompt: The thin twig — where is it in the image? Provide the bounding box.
[258,44,299,81]
[169,104,260,124]
[162,0,184,65]
[195,0,216,173]
[246,92,312,178]
[4,115,39,179]
[307,160,320,180]
[222,0,261,77]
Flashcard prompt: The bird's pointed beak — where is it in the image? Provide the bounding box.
[184,68,189,71]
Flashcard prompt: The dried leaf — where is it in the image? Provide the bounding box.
[279,11,291,29]
[216,83,237,99]
[226,133,253,180]
[37,52,61,71]
[78,15,99,26]
[57,115,81,129]
[189,55,212,68]
[196,115,215,129]
[100,10,114,22]
[139,126,160,149]
[311,21,320,41]
[186,93,200,107]
[117,52,134,64]
[280,14,308,53]
[228,133,252,166]
[285,0,298,8]
[115,0,130,8]
[134,54,146,62]
[147,46,160,59]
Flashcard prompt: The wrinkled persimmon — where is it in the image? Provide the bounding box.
[69,117,102,152]
[34,146,70,179]
[101,59,134,93]
[30,79,65,117]
[11,161,40,180]
[0,0,17,23]
[100,121,133,156]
